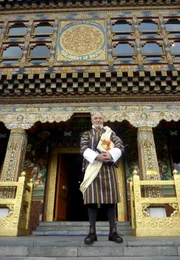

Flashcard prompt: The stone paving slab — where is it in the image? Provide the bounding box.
[0,257,180,260]
[28,246,78,257]
[0,235,180,258]
[32,232,129,236]
[0,235,180,243]
[0,236,180,246]
[124,246,178,257]
[79,246,124,257]
[38,221,130,226]
[0,246,28,257]
[33,221,131,236]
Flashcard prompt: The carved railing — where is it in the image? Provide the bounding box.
[130,169,180,236]
[0,172,33,236]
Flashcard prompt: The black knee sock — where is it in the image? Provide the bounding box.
[106,204,116,228]
[88,206,98,228]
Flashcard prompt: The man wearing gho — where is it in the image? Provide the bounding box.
[80,112,124,245]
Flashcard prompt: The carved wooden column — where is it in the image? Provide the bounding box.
[137,126,160,179]
[0,128,27,182]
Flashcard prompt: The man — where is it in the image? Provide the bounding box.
[80,111,124,245]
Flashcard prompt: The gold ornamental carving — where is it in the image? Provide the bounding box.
[0,128,27,183]
[0,104,180,130]
[169,203,179,217]
[44,150,58,221]
[137,126,160,181]
[117,159,127,221]
[174,170,180,215]
[61,25,103,55]
[57,20,106,61]
[130,171,180,236]
[0,172,33,236]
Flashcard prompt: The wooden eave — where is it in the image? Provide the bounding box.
[0,70,180,104]
[0,0,179,10]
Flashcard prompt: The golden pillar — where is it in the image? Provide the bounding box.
[0,128,27,183]
[137,126,160,180]
[137,126,162,198]
[117,158,127,221]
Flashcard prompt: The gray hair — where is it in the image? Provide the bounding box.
[91,111,103,119]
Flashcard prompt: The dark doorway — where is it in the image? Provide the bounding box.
[55,154,69,221]
[66,154,88,221]
[66,154,109,221]
[171,148,180,173]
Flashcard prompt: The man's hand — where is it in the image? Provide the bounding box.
[96,152,112,163]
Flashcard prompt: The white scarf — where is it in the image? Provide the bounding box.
[80,126,113,195]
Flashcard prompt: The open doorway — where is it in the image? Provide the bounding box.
[55,153,112,221]
[55,153,88,221]
[66,154,87,221]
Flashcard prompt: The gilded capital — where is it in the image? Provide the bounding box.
[1,127,28,183]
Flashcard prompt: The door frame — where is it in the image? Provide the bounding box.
[44,147,79,221]
[44,146,127,222]
[54,153,69,221]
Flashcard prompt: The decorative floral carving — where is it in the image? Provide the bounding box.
[131,173,180,236]
[142,203,150,217]
[0,104,179,130]
[137,126,160,181]
[169,203,179,217]
[0,129,27,191]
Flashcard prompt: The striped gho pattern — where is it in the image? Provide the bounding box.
[80,128,124,205]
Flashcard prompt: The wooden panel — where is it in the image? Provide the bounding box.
[55,154,68,221]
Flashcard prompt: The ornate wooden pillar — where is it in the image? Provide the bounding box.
[137,126,160,178]
[0,128,27,182]
[137,126,162,197]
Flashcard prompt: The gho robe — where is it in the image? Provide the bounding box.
[80,127,124,205]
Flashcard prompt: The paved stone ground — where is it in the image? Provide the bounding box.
[0,235,179,259]
[0,235,180,244]
[0,257,180,260]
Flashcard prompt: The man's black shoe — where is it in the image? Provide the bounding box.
[84,226,97,245]
[109,231,123,243]
[84,233,97,244]
[109,224,123,243]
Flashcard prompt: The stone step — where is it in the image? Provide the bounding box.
[38,221,130,227]
[35,226,131,231]
[1,257,180,260]
[32,221,131,236]
[0,236,179,259]
[32,230,131,236]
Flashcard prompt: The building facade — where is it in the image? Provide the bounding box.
[0,0,180,233]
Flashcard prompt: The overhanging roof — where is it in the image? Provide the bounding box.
[0,0,179,9]
[0,70,180,104]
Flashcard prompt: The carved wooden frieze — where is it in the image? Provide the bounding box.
[0,103,180,130]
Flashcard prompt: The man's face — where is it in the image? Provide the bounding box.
[91,113,104,129]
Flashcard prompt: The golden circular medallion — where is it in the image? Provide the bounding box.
[60,24,104,56]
